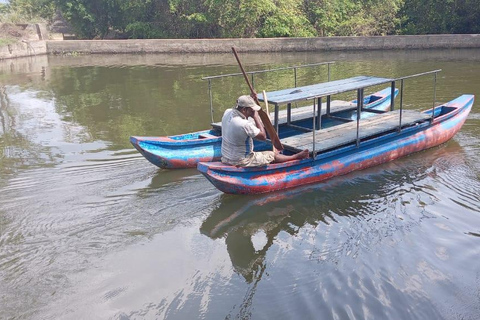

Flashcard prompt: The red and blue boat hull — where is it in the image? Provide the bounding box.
[131,88,397,169]
[130,130,222,169]
[197,95,473,194]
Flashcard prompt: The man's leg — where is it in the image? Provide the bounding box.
[273,149,309,163]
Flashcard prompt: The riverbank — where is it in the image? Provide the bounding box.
[48,34,480,54]
[1,34,480,60]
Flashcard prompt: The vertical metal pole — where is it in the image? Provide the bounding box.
[294,68,298,109]
[317,97,322,129]
[398,79,404,132]
[326,95,331,115]
[360,89,364,112]
[287,103,291,124]
[328,63,331,81]
[432,72,437,121]
[312,98,316,159]
[274,104,279,132]
[294,67,297,88]
[208,79,214,123]
[356,89,363,147]
[390,81,396,111]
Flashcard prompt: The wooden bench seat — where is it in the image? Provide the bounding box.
[281,110,432,153]
[198,133,218,139]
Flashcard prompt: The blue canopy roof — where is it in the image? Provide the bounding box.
[258,76,393,105]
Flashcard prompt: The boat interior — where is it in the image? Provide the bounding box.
[203,64,442,157]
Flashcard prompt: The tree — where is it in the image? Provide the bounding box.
[6,0,478,39]
[258,0,316,37]
[5,0,55,22]
[304,0,403,36]
[399,0,480,34]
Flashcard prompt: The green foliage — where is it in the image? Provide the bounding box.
[304,0,404,36]
[0,3,8,15]
[399,0,480,34]
[3,0,480,39]
[0,38,16,46]
[125,22,166,39]
[56,0,97,38]
[166,0,215,38]
[208,0,277,37]
[54,0,154,38]
[258,0,316,37]
[400,0,451,34]
[11,0,55,21]
[454,0,480,33]
[0,0,55,23]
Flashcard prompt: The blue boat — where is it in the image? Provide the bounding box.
[131,85,397,169]
[198,71,474,194]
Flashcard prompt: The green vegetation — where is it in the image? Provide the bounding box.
[1,0,479,39]
[0,0,54,23]
[0,38,16,46]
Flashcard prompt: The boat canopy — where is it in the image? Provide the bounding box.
[257,76,393,106]
[254,70,441,157]
[204,65,441,157]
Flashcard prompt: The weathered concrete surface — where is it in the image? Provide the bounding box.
[2,34,479,60]
[46,35,480,54]
[0,40,47,60]
[0,23,48,60]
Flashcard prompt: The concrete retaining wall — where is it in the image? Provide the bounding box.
[46,34,480,54]
[0,23,48,60]
[1,34,479,60]
[0,40,47,60]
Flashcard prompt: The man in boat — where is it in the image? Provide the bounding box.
[221,95,309,167]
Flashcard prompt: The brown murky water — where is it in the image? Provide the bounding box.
[0,49,479,319]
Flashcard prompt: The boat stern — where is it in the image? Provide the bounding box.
[131,134,222,169]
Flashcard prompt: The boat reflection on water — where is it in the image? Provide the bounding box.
[200,174,382,283]
[200,139,468,284]
[201,193,295,283]
[147,168,200,190]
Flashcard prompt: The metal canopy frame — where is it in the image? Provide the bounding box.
[257,76,393,132]
[203,62,441,158]
[202,61,335,123]
[257,69,441,158]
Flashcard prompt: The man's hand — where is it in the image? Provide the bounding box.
[252,110,267,140]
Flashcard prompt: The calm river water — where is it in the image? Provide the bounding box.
[0,49,479,320]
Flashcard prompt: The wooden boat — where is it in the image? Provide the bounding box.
[197,71,474,195]
[130,86,397,169]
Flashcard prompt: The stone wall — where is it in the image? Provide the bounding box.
[2,34,480,60]
[0,23,48,60]
[0,40,47,60]
[46,34,480,54]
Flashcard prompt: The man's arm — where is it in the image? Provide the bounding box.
[252,110,267,140]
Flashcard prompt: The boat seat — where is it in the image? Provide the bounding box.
[281,110,432,154]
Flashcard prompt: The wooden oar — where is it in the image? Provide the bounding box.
[263,90,276,152]
[231,47,283,151]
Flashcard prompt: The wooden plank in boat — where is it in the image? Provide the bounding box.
[211,100,356,130]
[281,110,431,152]
[198,133,218,139]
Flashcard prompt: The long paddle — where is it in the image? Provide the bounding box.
[263,90,275,152]
[231,47,283,151]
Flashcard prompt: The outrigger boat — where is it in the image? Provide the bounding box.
[197,70,474,194]
[130,62,398,169]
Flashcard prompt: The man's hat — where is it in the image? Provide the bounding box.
[236,95,261,111]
